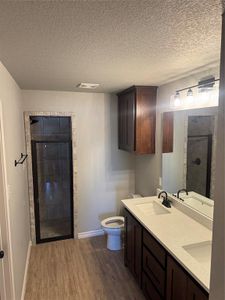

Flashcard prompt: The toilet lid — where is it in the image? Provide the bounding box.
[101,216,124,229]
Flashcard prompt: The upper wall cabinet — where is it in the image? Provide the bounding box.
[118,86,157,154]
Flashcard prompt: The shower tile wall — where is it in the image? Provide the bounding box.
[31,116,71,140]
[188,116,214,136]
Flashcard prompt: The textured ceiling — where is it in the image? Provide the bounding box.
[0,1,222,93]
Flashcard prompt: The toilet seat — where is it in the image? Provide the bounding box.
[101,216,124,229]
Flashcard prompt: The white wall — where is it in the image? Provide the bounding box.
[22,90,135,233]
[135,66,220,196]
[0,62,30,299]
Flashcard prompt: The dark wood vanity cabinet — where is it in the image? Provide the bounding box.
[186,277,209,300]
[166,255,188,300]
[167,256,208,300]
[118,86,157,154]
[124,209,209,300]
[124,209,142,286]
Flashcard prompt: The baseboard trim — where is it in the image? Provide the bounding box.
[21,241,32,300]
[78,229,104,239]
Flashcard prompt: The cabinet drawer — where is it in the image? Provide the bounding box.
[143,229,166,268]
[142,272,162,300]
[143,246,165,296]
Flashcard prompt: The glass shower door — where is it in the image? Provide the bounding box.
[32,140,73,243]
[186,135,212,198]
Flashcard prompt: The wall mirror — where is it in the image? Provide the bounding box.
[162,107,218,219]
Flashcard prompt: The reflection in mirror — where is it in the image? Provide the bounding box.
[162,107,217,218]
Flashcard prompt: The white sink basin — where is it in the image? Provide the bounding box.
[183,241,212,270]
[135,200,170,216]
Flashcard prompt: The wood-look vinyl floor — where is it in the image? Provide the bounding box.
[25,236,145,300]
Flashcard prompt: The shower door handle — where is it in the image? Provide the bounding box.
[192,158,201,165]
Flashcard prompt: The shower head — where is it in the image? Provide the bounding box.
[30,118,39,125]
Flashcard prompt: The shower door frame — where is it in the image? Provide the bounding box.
[24,112,78,244]
[31,139,74,244]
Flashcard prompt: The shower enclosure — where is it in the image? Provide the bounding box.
[30,116,73,243]
[186,135,212,197]
[186,115,214,198]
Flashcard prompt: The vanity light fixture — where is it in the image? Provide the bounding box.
[172,77,220,107]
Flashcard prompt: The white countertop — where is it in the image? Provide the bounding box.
[121,196,212,292]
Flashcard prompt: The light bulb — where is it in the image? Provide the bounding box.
[187,88,194,104]
[174,91,181,107]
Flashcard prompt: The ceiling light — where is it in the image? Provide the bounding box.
[77,83,100,89]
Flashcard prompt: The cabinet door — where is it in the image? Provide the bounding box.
[166,256,187,300]
[162,111,174,153]
[118,91,135,152]
[135,86,157,154]
[124,209,142,286]
[187,278,208,300]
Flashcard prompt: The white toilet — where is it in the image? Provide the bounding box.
[101,216,125,251]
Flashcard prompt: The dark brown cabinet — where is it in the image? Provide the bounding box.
[167,256,209,300]
[124,209,142,286]
[124,210,209,300]
[118,86,157,154]
[187,277,209,300]
[162,111,174,153]
[166,255,188,300]
[118,90,135,152]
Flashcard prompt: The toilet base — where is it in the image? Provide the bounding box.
[107,234,122,251]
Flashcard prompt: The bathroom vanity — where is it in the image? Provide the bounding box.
[122,196,212,300]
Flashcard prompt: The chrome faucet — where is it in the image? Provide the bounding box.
[177,189,188,201]
[158,191,171,208]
